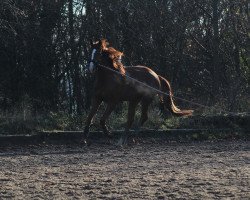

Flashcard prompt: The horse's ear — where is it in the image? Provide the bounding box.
[90,38,100,47]
[98,38,104,44]
[89,39,94,47]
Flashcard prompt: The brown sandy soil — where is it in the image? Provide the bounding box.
[0,140,249,199]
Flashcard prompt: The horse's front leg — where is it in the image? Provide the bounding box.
[100,102,116,137]
[84,97,102,138]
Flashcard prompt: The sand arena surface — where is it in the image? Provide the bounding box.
[0,141,249,199]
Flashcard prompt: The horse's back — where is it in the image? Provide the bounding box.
[118,65,161,100]
[124,65,160,88]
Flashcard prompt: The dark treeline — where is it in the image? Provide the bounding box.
[0,0,249,115]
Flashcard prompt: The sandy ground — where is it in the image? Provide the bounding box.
[0,140,249,199]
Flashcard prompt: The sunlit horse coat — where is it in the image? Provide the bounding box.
[84,39,193,145]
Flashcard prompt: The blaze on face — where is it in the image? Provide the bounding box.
[87,39,108,73]
[88,48,97,73]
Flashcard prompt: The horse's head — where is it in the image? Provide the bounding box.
[87,39,107,73]
[87,39,125,75]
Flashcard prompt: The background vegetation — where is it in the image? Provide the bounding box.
[0,0,249,133]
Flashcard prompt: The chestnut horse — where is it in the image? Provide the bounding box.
[84,39,193,145]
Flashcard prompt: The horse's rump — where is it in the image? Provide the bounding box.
[123,65,161,95]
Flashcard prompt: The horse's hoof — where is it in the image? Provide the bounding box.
[132,137,137,144]
[105,138,113,145]
[103,129,113,138]
[107,132,114,139]
[85,140,92,147]
[131,136,141,144]
[116,136,128,147]
[80,137,91,146]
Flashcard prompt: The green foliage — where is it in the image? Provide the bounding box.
[0,91,249,136]
[0,0,249,114]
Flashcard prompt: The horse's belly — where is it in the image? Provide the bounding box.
[94,66,160,102]
[119,86,153,101]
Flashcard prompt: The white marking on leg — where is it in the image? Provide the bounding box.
[88,49,97,73]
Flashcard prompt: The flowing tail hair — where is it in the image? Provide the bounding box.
[158,75,193,116]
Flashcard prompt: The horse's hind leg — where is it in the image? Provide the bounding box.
[84,98,102,138]
[133,98,152,143]
[139,98,152,128]
[117,101,138,146]
[100,102,116,137]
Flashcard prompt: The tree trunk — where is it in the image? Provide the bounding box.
[212,0,220,98]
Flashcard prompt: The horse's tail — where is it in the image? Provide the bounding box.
[158,75,193,116]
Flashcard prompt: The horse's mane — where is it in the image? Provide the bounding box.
[100,40,125,75]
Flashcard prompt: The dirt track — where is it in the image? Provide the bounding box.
[0,140,249,199]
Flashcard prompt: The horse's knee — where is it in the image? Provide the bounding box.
[100,118,106,127]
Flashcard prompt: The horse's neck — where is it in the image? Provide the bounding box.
[97,67,114,79]
[96,67,124,84]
